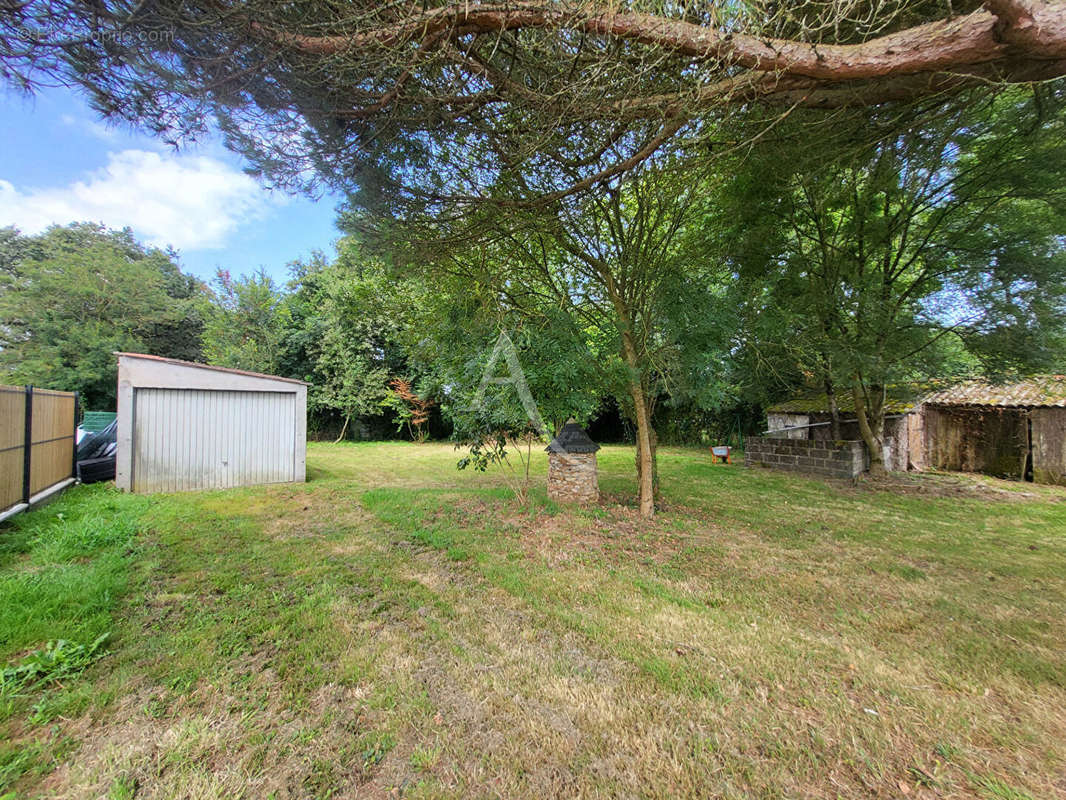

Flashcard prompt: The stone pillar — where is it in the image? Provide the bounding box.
[547,451,599,503]
[545,419,601,503]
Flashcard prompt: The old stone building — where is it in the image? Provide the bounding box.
[545,420,600,503]
[753,376,1066,485]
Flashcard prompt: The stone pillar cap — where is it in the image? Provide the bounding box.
[546,420,600,453]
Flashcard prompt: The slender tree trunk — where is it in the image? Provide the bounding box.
[604,276,657,518]
[852,382,886,475]
[825,377,842,440]
[620,329,656,518]
[334,412,351,444]
[635,417,659,497]
[629,382,657,518]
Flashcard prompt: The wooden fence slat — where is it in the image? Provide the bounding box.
[30,439,75,496]
[1032,408,1066,486]
[0,389,25,511]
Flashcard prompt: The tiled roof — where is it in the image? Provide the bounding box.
[768,376,1066,414]
[922,376,1066,408]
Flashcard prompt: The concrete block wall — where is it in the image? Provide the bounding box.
[744,436,868,479]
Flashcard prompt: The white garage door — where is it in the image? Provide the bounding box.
[133,388,296,492]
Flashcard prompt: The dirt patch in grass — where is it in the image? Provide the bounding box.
[196,484,378,543]
[853,470,1065,501]
[438,495,694,570]
[518,508,687,568]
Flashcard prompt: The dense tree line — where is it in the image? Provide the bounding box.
[712,87,1066,472]
[0,217,769,446]
[0,224,205,408]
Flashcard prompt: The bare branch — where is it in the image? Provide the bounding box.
[254,1,1066,87]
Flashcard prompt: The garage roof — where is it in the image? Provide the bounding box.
[114,352,309,385]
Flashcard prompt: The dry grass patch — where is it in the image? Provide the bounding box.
[50,679,389,800]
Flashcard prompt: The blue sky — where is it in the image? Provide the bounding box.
[0,85,341,284]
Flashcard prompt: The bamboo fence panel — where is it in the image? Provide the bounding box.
[30,390,76,496]
[1,385,76,515]
[0,387,26,511]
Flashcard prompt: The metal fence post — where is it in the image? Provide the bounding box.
[22,385,33,503]
[72,391,80,480]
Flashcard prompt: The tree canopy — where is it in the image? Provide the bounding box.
[3,0,1066,213]
[0,224,206,407]
[711,86,1066,471]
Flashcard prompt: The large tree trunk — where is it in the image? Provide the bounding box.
[852,382,886,476]
[269,0,1066,109]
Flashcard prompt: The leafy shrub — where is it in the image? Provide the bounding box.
[0,634,110,699]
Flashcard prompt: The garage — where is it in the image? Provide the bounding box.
[115,353,307,493]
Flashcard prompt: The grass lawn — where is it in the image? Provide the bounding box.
[2,442,1065,799]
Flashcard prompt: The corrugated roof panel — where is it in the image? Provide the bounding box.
[80,411,116,433]
[114,352,309,385]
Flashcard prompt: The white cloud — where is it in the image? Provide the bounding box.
[0,149,279,250]
[60,113,119,142]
